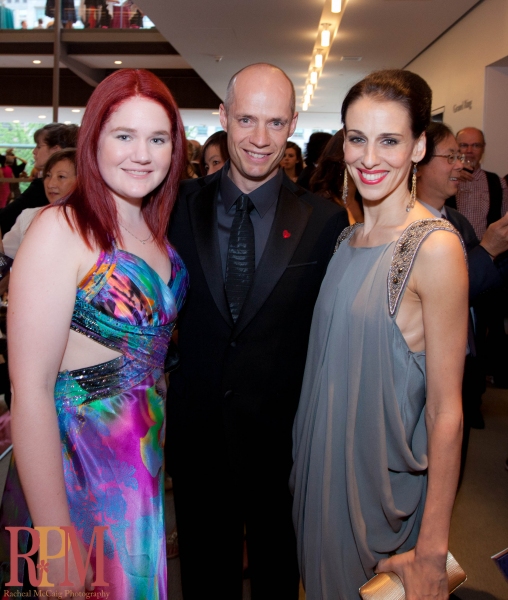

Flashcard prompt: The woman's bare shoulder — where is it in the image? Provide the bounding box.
[17,205,97,278]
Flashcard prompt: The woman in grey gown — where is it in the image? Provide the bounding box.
[291,70,468,599]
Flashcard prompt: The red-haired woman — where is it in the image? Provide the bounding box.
[4,69,188,598]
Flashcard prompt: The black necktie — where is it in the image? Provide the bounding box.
[225,194,255,322]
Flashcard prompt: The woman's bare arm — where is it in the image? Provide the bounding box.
[377,230,468,599]
[8,208,92,590]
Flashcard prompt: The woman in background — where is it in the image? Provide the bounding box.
[200,130,229,176]
[0,156,13,209]
[3,148,77,258]
[280,141,303,182]
[5,69,188,598]
[291,70,467,599]
[310,130,363,224]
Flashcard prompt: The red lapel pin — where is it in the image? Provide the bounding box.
[283,230,291,239]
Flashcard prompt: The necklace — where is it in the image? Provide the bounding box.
[120,223,152,245]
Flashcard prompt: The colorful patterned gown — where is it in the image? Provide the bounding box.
[0,243,188,599]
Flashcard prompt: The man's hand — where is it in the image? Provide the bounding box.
[458,169,474,182]
[480,213,508,259]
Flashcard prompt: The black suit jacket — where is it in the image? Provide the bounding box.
[445,206,506,303]
[0,178,48,235]
[166,170,348,477]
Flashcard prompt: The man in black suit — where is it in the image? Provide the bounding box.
[417,122,508,468]
[166,63,348,599]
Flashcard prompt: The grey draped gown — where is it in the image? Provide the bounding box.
[290,219,463,599]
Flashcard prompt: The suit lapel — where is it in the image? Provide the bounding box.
[188,177,234,327]
[233,182,313,338]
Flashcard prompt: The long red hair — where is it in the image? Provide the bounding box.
[62,69,187,251]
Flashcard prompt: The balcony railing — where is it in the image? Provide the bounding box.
[0,1,155,30]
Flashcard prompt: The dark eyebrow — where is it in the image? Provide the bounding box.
[346,130,404,137]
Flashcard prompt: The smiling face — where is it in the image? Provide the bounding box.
[280,147,298,170]
[97,96,173,206]
[219,65,298,193]
[456,127,485,168]
[203,143,225,175]
[344,96,425,204]
[43,159,77,203]
[417,134,463,208]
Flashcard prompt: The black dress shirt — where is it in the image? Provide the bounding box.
[217,162,282,277]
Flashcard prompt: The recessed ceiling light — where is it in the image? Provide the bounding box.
[64,121,72,125]
[71,109,81,113]
[13,120,20,124]
[5,108,14,112]
[38,115,46,119]
[33,59,41,64]
[114,60,122,65]
[212,111,219,115]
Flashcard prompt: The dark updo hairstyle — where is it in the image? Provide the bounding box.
[42,148,77,179]
[341,69,432,140]
[418,122,454,167]
[285,141,304,177]
[200,130,229,176]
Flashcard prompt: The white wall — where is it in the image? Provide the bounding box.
[407,0,508,175]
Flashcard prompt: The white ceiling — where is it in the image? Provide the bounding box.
[134,0,480,117]
[0,0,482,130]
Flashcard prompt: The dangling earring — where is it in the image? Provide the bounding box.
[406,162,418,212]
[342,168,348,207]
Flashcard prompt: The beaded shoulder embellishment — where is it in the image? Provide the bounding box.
[333,223,363,254]
[388,218,466,316]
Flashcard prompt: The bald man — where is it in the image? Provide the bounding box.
[450,127,508,239]
[166,64,348,599]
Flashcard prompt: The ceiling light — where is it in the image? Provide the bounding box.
[33,59,42,65]
[304,93,311,105]
[64,121,71,124]
[331,0,341,12]
[71,109,81,113]
[314,52,323,69]
[321,24,331,47]
[302,102,309,112]
[13,120,20,124]
[5,108,14,112]
[114,60,122,65]
[341,56,363,61]
[310,70,318,85]
[306,84,314,96]
[212,111,219,115]
[38,115,46,119]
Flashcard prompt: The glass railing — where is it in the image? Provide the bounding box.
[0,1,155,30]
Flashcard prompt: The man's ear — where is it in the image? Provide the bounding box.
[219,104,228,132]
[288,112,298,138]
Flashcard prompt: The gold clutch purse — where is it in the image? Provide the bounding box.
[359,551,467,600]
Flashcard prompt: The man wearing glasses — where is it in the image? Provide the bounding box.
[449,127,508,239]
[447,127,508,394]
